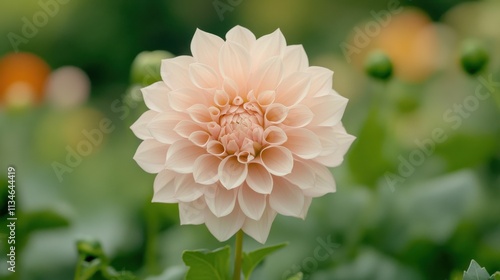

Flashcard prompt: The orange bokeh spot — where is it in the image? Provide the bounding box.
[0,52,51,105]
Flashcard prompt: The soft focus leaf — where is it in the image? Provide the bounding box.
[182,246,230,280]
[23,209,69,231]
[286,272,304,280]
[463,260,490,280]
[384,170,480,250]
[325,248,421,280]
[242,242,287,280]
[145,266,186,280]
[491,272,500,280]
[77,258,104,280]
[348,105,392,186]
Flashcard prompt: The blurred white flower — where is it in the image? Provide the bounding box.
[131,26,354,243]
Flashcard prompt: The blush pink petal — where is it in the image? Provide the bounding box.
[250,56,283,94]
[165,140,206,174]
[205,185,238,217]
[314,130,356,167]
[307,93,348,127]
[179,198,206,225]
[275,72,311,107]
[263,126,288,146]
[152,169,178,203]
[245,163,273,194]
[218,156,248,190]
[282,45,309,77]
[302,162,337,197]
[264,103,289,124]
[269,177,305,217]
[142,82,171,112]
[284,160,315,190]
[299,197,313,219]
[282,104,314,128]
[205,204,246,241]
[173,175,205,202]
[251,29,286,69]
[305,66,334,97]
[242,206,277,244]
[168,88,209,112]
[147,112,185,144]
[260,146,293,176]
[161,56,196,90]
[174,120,204,138]
[133,139,168,173]
[219,41,251,89]
[191,29,224,70]
[187,104,213,123]
[226,26,256,51]
[238,184,267,220]
[193,154,221,185]
[282,128,322,159]
[189,63,221,90]
[130,110,157,140]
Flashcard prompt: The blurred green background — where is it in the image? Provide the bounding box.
[1,0,499,279]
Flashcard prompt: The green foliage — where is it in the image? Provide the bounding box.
[242,243,287,280]
[74,239,138,280]
[182,246,231,280]
[463,260,490,280]
[286,272,304,280]
[348,104,392,186]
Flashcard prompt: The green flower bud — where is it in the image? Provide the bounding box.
[130,50,173,86]
[76,239,104,259]
[460,40,489,75]
[365,50,393,81]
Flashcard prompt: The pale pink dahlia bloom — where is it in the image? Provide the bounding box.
[131,26,354,243]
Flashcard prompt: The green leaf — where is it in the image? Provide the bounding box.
[286,272,304,280]
[463,260,490,280]
[490,271,500,280]
[182,246,231,280]
[23,209,69,231]
[77,258,104,280]
[242,243,287,280]
[347,105,393,186]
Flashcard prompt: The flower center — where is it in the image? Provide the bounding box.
[209,97,265,163]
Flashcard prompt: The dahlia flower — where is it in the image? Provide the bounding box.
[131,26,354,243]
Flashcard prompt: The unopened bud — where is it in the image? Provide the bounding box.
[131,50,173,86]
[460,40,489,76]
[365,50,393,80]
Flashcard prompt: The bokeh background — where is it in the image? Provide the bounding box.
[1,0,499,279]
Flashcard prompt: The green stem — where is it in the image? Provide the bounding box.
[232,230,244,280]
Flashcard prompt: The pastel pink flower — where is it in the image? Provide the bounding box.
[131,26,355,243]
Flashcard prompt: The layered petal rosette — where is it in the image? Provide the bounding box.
[131,26,355,243]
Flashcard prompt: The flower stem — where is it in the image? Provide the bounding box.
[232,230,244,280]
